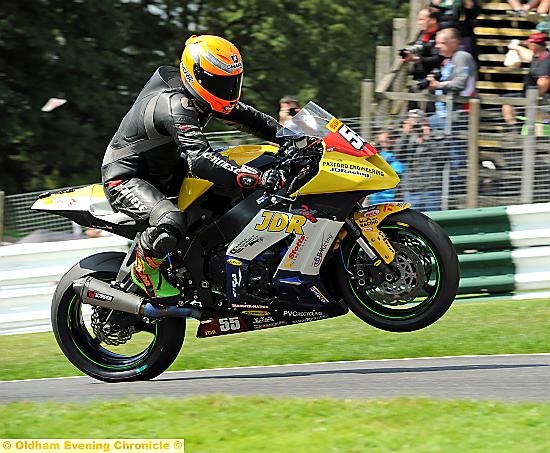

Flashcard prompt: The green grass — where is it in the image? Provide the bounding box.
[2,396,550,452]
[1,298,550,381]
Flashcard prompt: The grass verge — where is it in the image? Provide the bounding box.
[1,396,550,452]
[1,298,549,381]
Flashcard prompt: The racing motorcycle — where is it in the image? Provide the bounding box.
[32,102,459,382]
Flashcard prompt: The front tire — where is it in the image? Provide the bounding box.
[51,252,186,382]
[336,209,459,332]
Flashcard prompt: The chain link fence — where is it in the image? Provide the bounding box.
[2,108,549,243]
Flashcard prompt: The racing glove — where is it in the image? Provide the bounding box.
[236,166,287,191]
[236,166,262,189]
[261,169,287,192]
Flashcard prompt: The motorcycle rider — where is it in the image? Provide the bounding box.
[101,35,286,301]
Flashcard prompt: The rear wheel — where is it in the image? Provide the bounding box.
[336,209,459,332]
[52,252,185,382]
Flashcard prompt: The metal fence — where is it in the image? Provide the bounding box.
[2,107,549,242]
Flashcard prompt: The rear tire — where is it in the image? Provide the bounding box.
[52,252,186,382]
[336,209,459,332]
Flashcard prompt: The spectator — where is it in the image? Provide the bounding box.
[85,227,112,238]
[278,95,302,126]
[430,0,481,61]
[537,17,550,34]
[426,28,476,206]
[397,110,448,211]
[427,27,477,138]
[507,0,550,16]
[369,131,405,205]
[402,8,444,112]
[502,32,550,127]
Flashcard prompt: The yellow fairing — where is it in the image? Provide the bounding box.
[220,144,278,165]
[177,178,213,211]
[177,144,278,211]
[291,149,400,197]
[31,184,107,211]
[354,202,411,264]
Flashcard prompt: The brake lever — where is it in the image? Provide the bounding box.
[269,193,297,203]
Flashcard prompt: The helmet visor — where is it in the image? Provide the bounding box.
[194,64,242,101]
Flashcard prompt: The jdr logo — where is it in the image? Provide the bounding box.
[255,211,307,234]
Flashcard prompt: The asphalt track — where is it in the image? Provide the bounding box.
[1,353,549,403]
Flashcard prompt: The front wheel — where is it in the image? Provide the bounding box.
[336,209,459,332]
[51,252,186,382]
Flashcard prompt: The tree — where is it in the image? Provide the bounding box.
[199,0,407,117]
[0,0,190,193]
[0,0,407,194]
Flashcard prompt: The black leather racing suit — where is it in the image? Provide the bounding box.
[101,65,282,257]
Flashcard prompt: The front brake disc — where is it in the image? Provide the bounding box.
[364,243,427,305]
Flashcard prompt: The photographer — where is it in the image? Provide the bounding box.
[401,8,444,82]
[402,8,444,112]
[278,95,302,127]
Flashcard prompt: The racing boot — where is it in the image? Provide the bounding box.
[130,240,180,301]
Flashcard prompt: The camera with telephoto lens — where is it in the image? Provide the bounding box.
[399,43,424,59]
[288,107,299,117]
[416,68,442,90]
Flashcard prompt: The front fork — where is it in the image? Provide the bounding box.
[344,217,378,260]
[342,202,412,283]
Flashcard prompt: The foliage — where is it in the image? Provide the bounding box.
[0,0,406,194]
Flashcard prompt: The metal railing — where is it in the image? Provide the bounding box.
[2,104,549,242]
[362,81,550,208]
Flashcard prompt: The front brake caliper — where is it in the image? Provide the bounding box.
[353,203,411,264]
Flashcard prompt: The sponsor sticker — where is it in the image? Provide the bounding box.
[229,235,263,254]
[227,258,242,266]
[231,304,270,309]
[362,209,380,217]
[283,310,324,317]
[254,321,287,330]
[312,233,334,267]
[242,310,270,317]
[326,117,343,132]
[181,64,194,83]
[294,204,318,223]
[283,235,307,268]
[310,285,330,304]
[255,211,307,235]
[322,161,384,177]
[358,216,379,228]
[86,291,113,302]
[290,314,328,325]
[253,316,275,324]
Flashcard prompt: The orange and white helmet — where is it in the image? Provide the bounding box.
[180,35,243,114]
